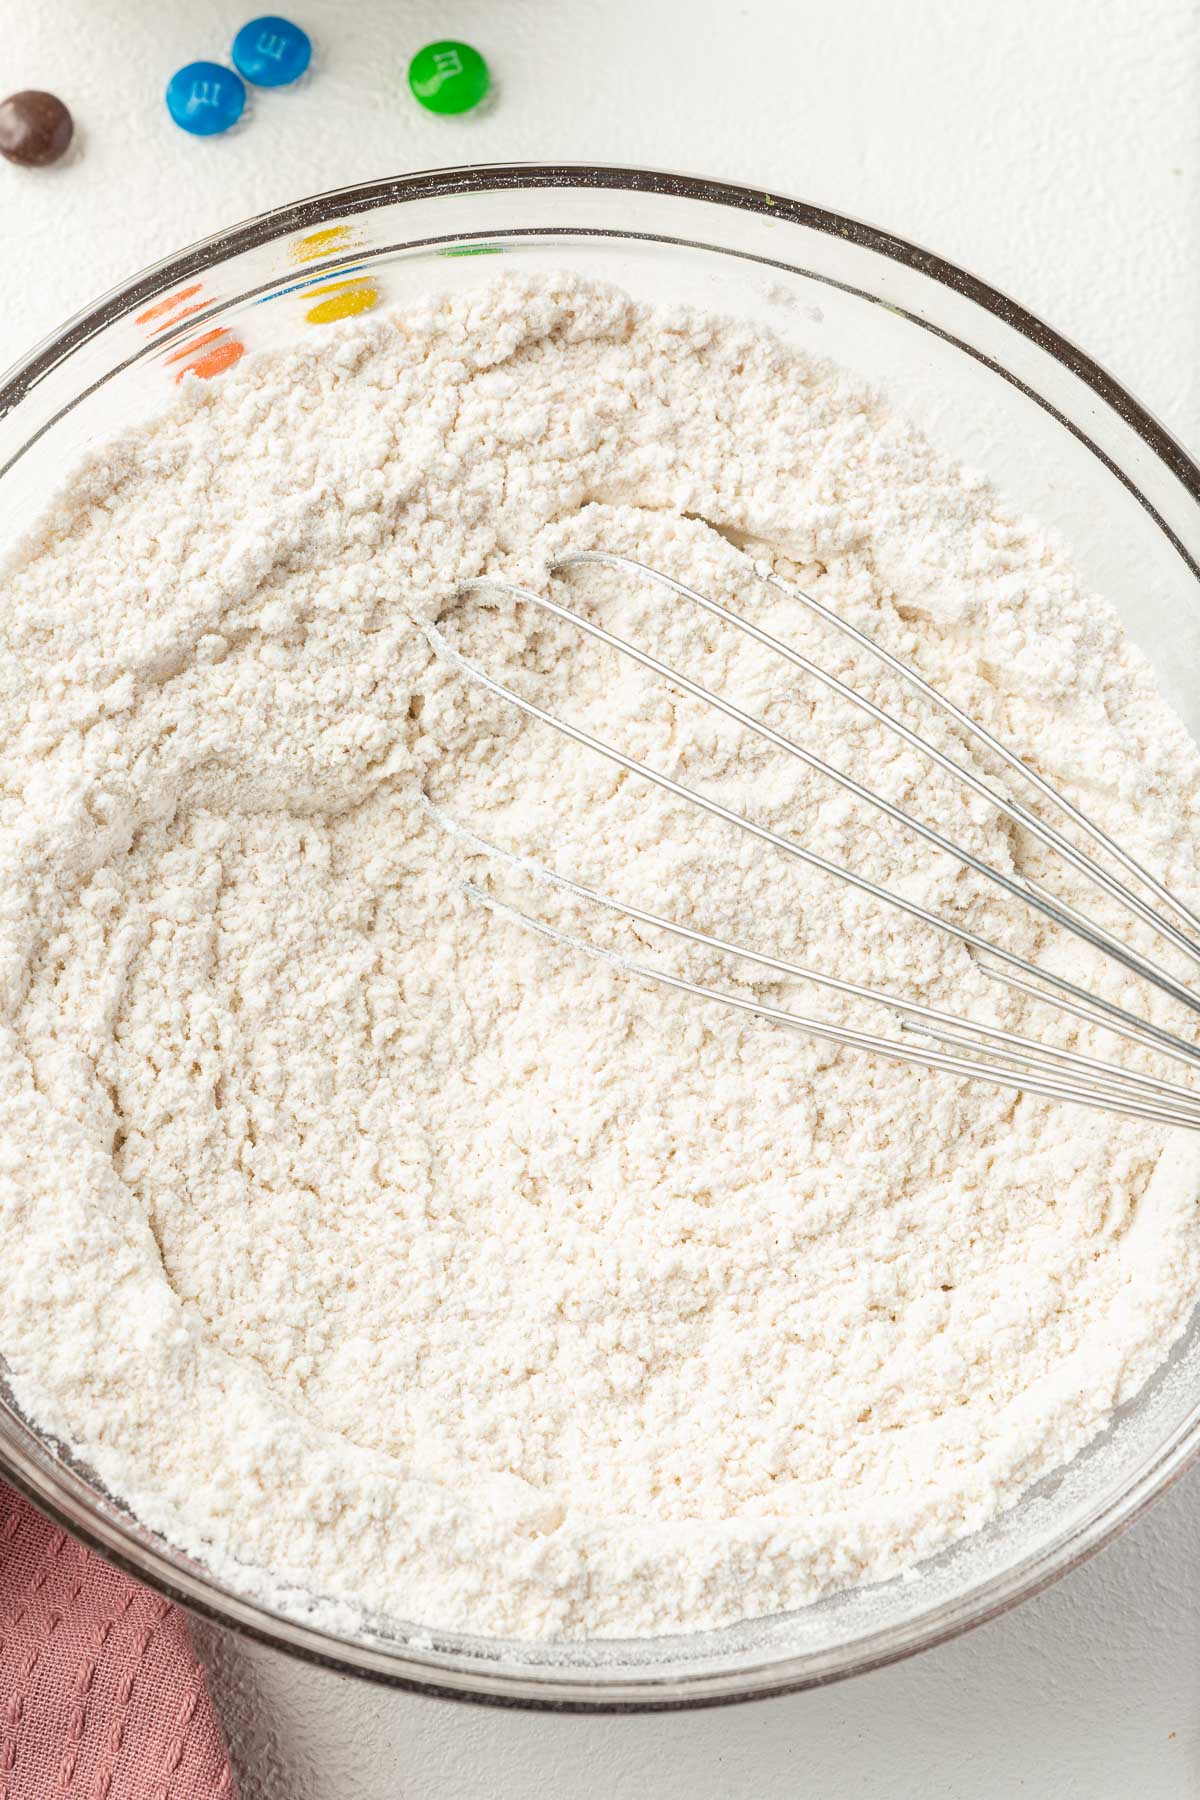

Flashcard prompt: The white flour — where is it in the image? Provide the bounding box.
[1,274,1200,1640]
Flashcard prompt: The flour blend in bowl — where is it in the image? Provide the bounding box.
[2,275,1199,1639]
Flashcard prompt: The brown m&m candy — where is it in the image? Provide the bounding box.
[0,90,74,166]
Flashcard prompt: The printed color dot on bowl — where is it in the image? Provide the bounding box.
[165,62,246,136]
[232,16,312,87]
[407,41,489,115]
[305,278,378,324]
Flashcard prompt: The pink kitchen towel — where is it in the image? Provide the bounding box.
[0,1483,235,1799]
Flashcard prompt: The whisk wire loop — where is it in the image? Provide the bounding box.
[425,550,1200,1127]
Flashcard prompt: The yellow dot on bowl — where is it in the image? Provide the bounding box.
[305,278,379,325]
[290,226,355,267]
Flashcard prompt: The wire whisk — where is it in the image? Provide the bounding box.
[424,550,1200,1130]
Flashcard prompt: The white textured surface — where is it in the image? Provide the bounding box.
[3,0,1199,1794]
[193,1470,1200,1799]
[3,0,1200,457]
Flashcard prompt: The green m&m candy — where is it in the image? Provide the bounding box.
[408,40,489,115]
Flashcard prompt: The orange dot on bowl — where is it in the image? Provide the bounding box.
[175,339,245,382]
[137,282,203,326]
[164,327,225,365]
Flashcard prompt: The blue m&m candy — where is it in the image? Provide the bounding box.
[165,61,246,135]
[232,16,312,87]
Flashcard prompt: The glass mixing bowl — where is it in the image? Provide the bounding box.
[2,165,1200,1711]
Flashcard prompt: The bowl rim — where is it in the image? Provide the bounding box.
[4,162,1199,514]
[2,160,1200,1711]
